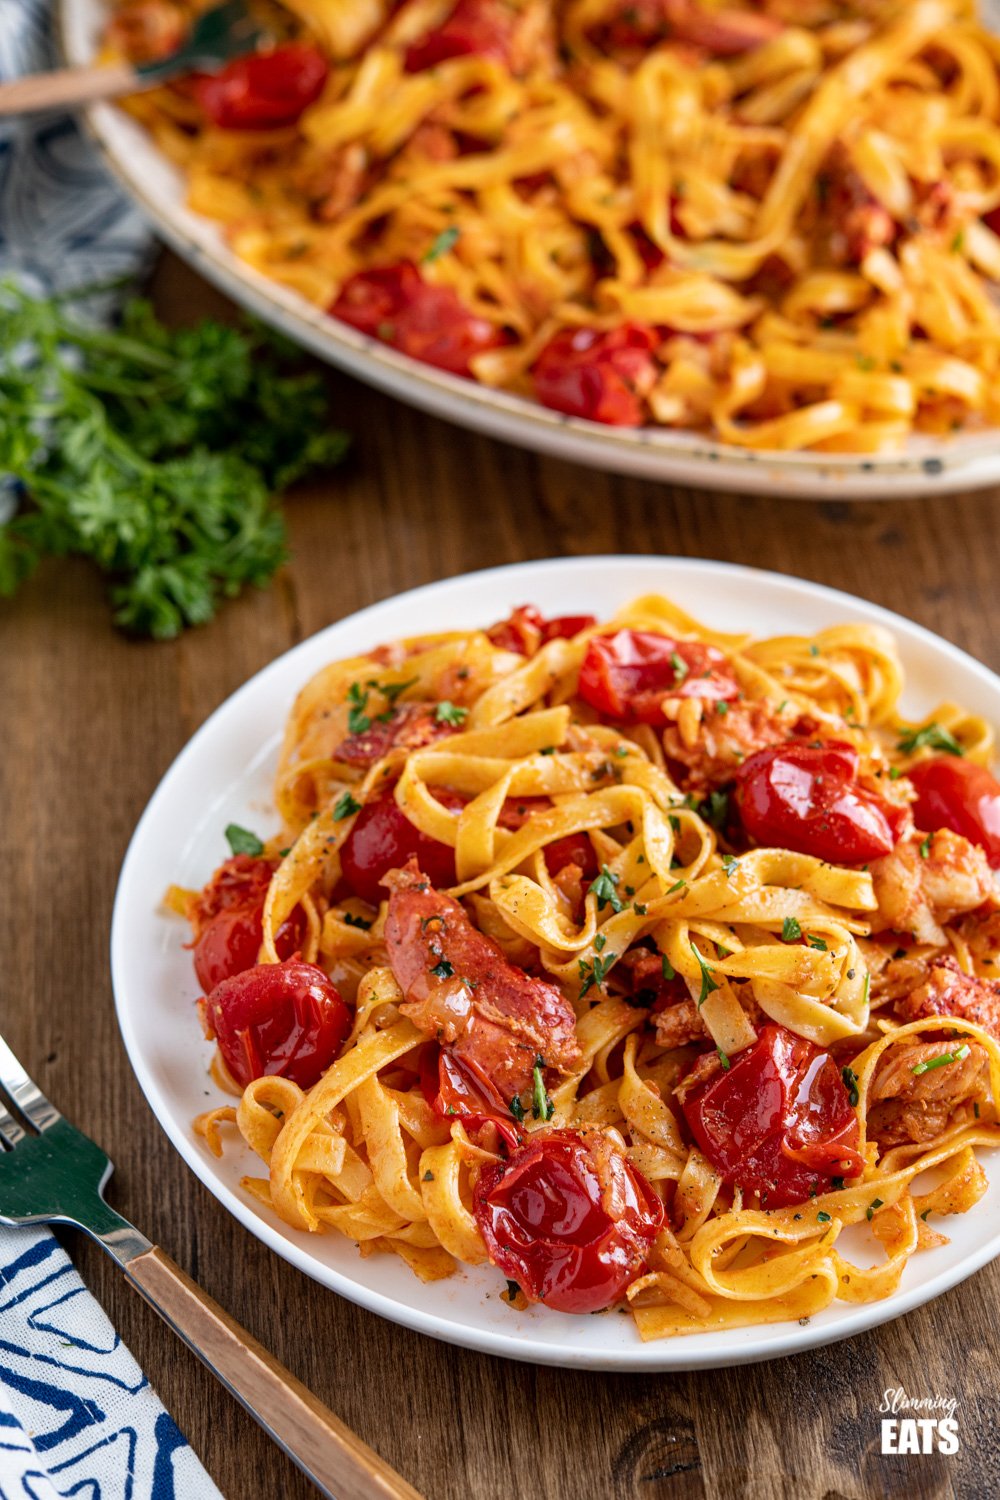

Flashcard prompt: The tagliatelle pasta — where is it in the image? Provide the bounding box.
[107,0,1000,450]
[168,593,1000,1338]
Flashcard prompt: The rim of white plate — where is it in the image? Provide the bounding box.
[111,557,1000,1370]
[61,0,1000,500]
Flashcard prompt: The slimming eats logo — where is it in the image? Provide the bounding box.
[879,1388,960,1454]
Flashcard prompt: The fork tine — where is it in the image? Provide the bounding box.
[0,1093,26,1149]
[0,1033,61,1133]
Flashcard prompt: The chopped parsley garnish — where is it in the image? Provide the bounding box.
[430,959,455,980]
[721,854,740,879]
[423,225,460,262]
[662,955,676,981]
[579,951,615,998]
[781,917,802,943]
[842,1066,860,1107]
[716,1047,731,1071]
[670,651,689,684]
[594,933,607,953]
[434,700,468,726]
[866,1197,884,1221]
[699,789,729,830]
[690,942,720,1007]
[590,865,625,914]
[816,1210,832,1224]
[895,722,963,757]
[509,1095,526,1124]
[225,823,264,857]
[666,878,687,895]
[342,912,372,930]
[831,1177,845,1191]
[633,902,647,915]
[919,835,931,859]
[423,1170,435,1181]
[333,792,362,820]
[346,681,371,735]
[532,1058,555,1121]
[911,1043,970,1076]
[809,643,820,657]
[807,934,828,952]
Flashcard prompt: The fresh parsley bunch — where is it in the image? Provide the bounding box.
[0,283,349,638]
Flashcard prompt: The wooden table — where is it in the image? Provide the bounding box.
[3,249,998,1500]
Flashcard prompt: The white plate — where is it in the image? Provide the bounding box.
[62,2,1000,500]
[111,556,1000,1370]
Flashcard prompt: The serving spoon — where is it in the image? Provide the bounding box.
[0,0,264,117]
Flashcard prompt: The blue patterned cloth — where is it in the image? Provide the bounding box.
[0,8,219,1498]
[0,1230,222,1500]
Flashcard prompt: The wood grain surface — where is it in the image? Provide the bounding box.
[2,250,998,1500]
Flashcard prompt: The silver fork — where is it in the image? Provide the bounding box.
[0,1,265,118]
[0,1029,421,1500]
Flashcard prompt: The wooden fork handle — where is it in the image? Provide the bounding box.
[0,63,147,118]
[126,1245,423,1500]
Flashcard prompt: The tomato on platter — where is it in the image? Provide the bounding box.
[577,628,739,725]
[486,604,596,655]
[404,0,513,71]
[190,855,305,994]
[473,1128,663,1312]
[195,44,328,130]
[331,262,505,377]
[733,740,900,864]
[201,959,350,1089]
[340,790,461,906]
[678,1024,863,1207]
[532,324,659,427]
[907,755,1000,869]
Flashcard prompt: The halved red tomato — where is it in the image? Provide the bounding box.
[734,741,899,865]
[331,262,505,377]
[195,44,328,130]
[201,959,350,1090]
[578,629,739,725]
[533,325,659,427]
[907,755,1000,869]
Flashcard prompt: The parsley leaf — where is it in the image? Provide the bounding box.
[721,854,740,879]
[662,955,676,981]
[347,682,371,735]
[807,934,828,951]
[842,1066,860,1107]
[434,700,468,727]
[781,917,802,943]
[430,959,455,980]
[333,792,362,820]
[670,651,689,684]
[510,1095,526,1123]
[690,942,720,1007]
[0,282,349,637]
[532,1058,554,1121]
[866,1197,884,1221]
[698,789,730,830]
[225,822,264,857]
[895,722,964,757]
[423,226,460,262]
[590,865,625,914]
[579,951,615,998]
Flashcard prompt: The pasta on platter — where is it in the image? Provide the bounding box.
[169,595,1000,1338]
[105,0,1000,451]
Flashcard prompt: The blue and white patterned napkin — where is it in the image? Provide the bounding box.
[0,1230,222,1500]
[0,7,220,1498]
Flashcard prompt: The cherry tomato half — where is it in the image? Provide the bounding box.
[908,755,1000,869]
[331,262,505,377]
[191,855,305,994]
[486,605,597,655]
[679,1025,863,1207]
[202,960,350,1090]
[473,1128,662,1312]
[578,629,740,725]
[533,325,659,427]
[195,44,328,130]
[340,790,459,906]
[420,1042,522,1152]
[404,0,513,71]
[734,740,898,865]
